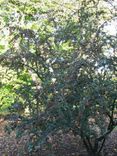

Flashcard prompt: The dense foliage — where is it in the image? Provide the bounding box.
[0,0,117,155]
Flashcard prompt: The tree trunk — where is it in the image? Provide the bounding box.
[87,151,102,156]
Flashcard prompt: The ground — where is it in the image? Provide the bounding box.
[0,118,117,156]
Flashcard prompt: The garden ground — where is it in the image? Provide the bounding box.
[0,118,117,156]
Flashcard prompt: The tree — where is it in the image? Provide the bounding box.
[0,0,117,155]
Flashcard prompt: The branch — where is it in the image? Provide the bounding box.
[98,138,105,154]
[21,62,44,81]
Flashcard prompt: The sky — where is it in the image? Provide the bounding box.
[100,0,116,35]
[104,20,117,36]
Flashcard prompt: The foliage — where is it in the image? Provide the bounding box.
[0,0,117,155]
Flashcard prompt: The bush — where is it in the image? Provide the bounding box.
[0,0,117,155]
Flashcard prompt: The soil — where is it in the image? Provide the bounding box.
[0,118,117,156]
